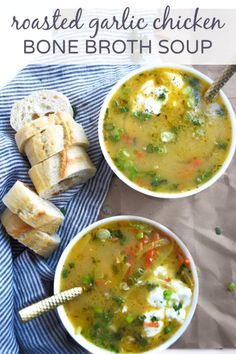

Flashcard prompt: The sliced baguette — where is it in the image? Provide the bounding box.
[24,113,89,165]
[1,208,60,258]
[15,115,54,153]
[29,146,97,199]
[25,125,64,166]
[20,231,60,258]
[15,112,88,154]
[2,181,64,233]
[10,90,74,131]
[1,208,34,238]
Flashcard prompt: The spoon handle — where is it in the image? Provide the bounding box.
[204,65,236,102]
[18,287,82,323]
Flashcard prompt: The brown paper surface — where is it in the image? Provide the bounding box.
[99,66,236,348]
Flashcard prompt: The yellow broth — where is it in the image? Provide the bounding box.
[103,68,232,193]
[60,221,194,353]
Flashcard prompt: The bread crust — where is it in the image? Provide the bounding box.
[10,90,73,131]
[29,146,96,198]
[2,181,64,233]
[1,208,60,258]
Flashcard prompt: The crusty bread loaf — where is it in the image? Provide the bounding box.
[24,113,89,165]
[15,112,88,154]
[2,181,64,233]
[10,90,74,131]
[29,146,96,199]
[1,208,60,258]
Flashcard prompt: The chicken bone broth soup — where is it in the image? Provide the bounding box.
[60,220,195,353]
[102,68,232,194]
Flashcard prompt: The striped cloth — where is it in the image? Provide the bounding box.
[0,65,137,354]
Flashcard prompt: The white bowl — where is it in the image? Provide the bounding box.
[54,215,199,354]
[98,64,236,198]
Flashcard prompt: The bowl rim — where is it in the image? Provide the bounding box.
[54,215,199,354]
[98,63,236,199]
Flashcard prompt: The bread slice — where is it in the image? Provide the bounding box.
[20,231,60,258]
[29,146,97,199]
[15,112,88,154]
[1,208,34,238]
[15,115,54,153]
[1,208,60,258]
[2,181,64,233]
[25,125,64,166]
[24,113,89,165]
[10,90,74,131]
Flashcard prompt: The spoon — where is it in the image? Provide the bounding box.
[18,287,82,323]
[204,65,236,102]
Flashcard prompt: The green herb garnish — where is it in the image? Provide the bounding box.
[146,283,158,291]
[215,227,222,235]
[126,314,135,324]
[112,295,124,306]
[228,281,236,291]
[163,289,173,300]
[104,123,115,131]
[82,275,94,286]
[62,268,69,279]
[133,111,153,122]
[60,207,66,215]
[164,326,172,334]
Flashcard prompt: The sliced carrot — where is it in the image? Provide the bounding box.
[176,251,190,266]
[191,158,202,168]
[95,279,106,286]
[134,178,146,187]
[177,158,202,179]
[122,134,133,144]
[184,258,190,265]
[164,277,172,282]
[144,322,160,327]
[151,231,160,242]
[145,248,155,269]
[134,150,145,159]
[176,251,185,264]
[124,266,133,281]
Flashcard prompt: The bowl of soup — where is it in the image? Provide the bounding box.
[54,216,199,353]
[98,65,236,198]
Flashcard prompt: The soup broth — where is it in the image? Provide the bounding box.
[103,68,232,193]
[60,220,194,353]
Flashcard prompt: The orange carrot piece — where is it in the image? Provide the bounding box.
[134,150,145,158]
[164,277,172,282]
[134,178,146,187]
[144,322,160,327]
[95,279,106,286]
[122,134,133,144]
[191,158,202,168]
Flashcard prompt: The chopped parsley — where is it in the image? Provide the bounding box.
[215,227,222,235]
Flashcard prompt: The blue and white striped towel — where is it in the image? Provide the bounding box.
[0,64,137,354]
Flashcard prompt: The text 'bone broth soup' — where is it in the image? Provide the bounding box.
[102,68,232,194]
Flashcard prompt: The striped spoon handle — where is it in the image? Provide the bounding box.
[204,65,236,102]
[18,287,82,323]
